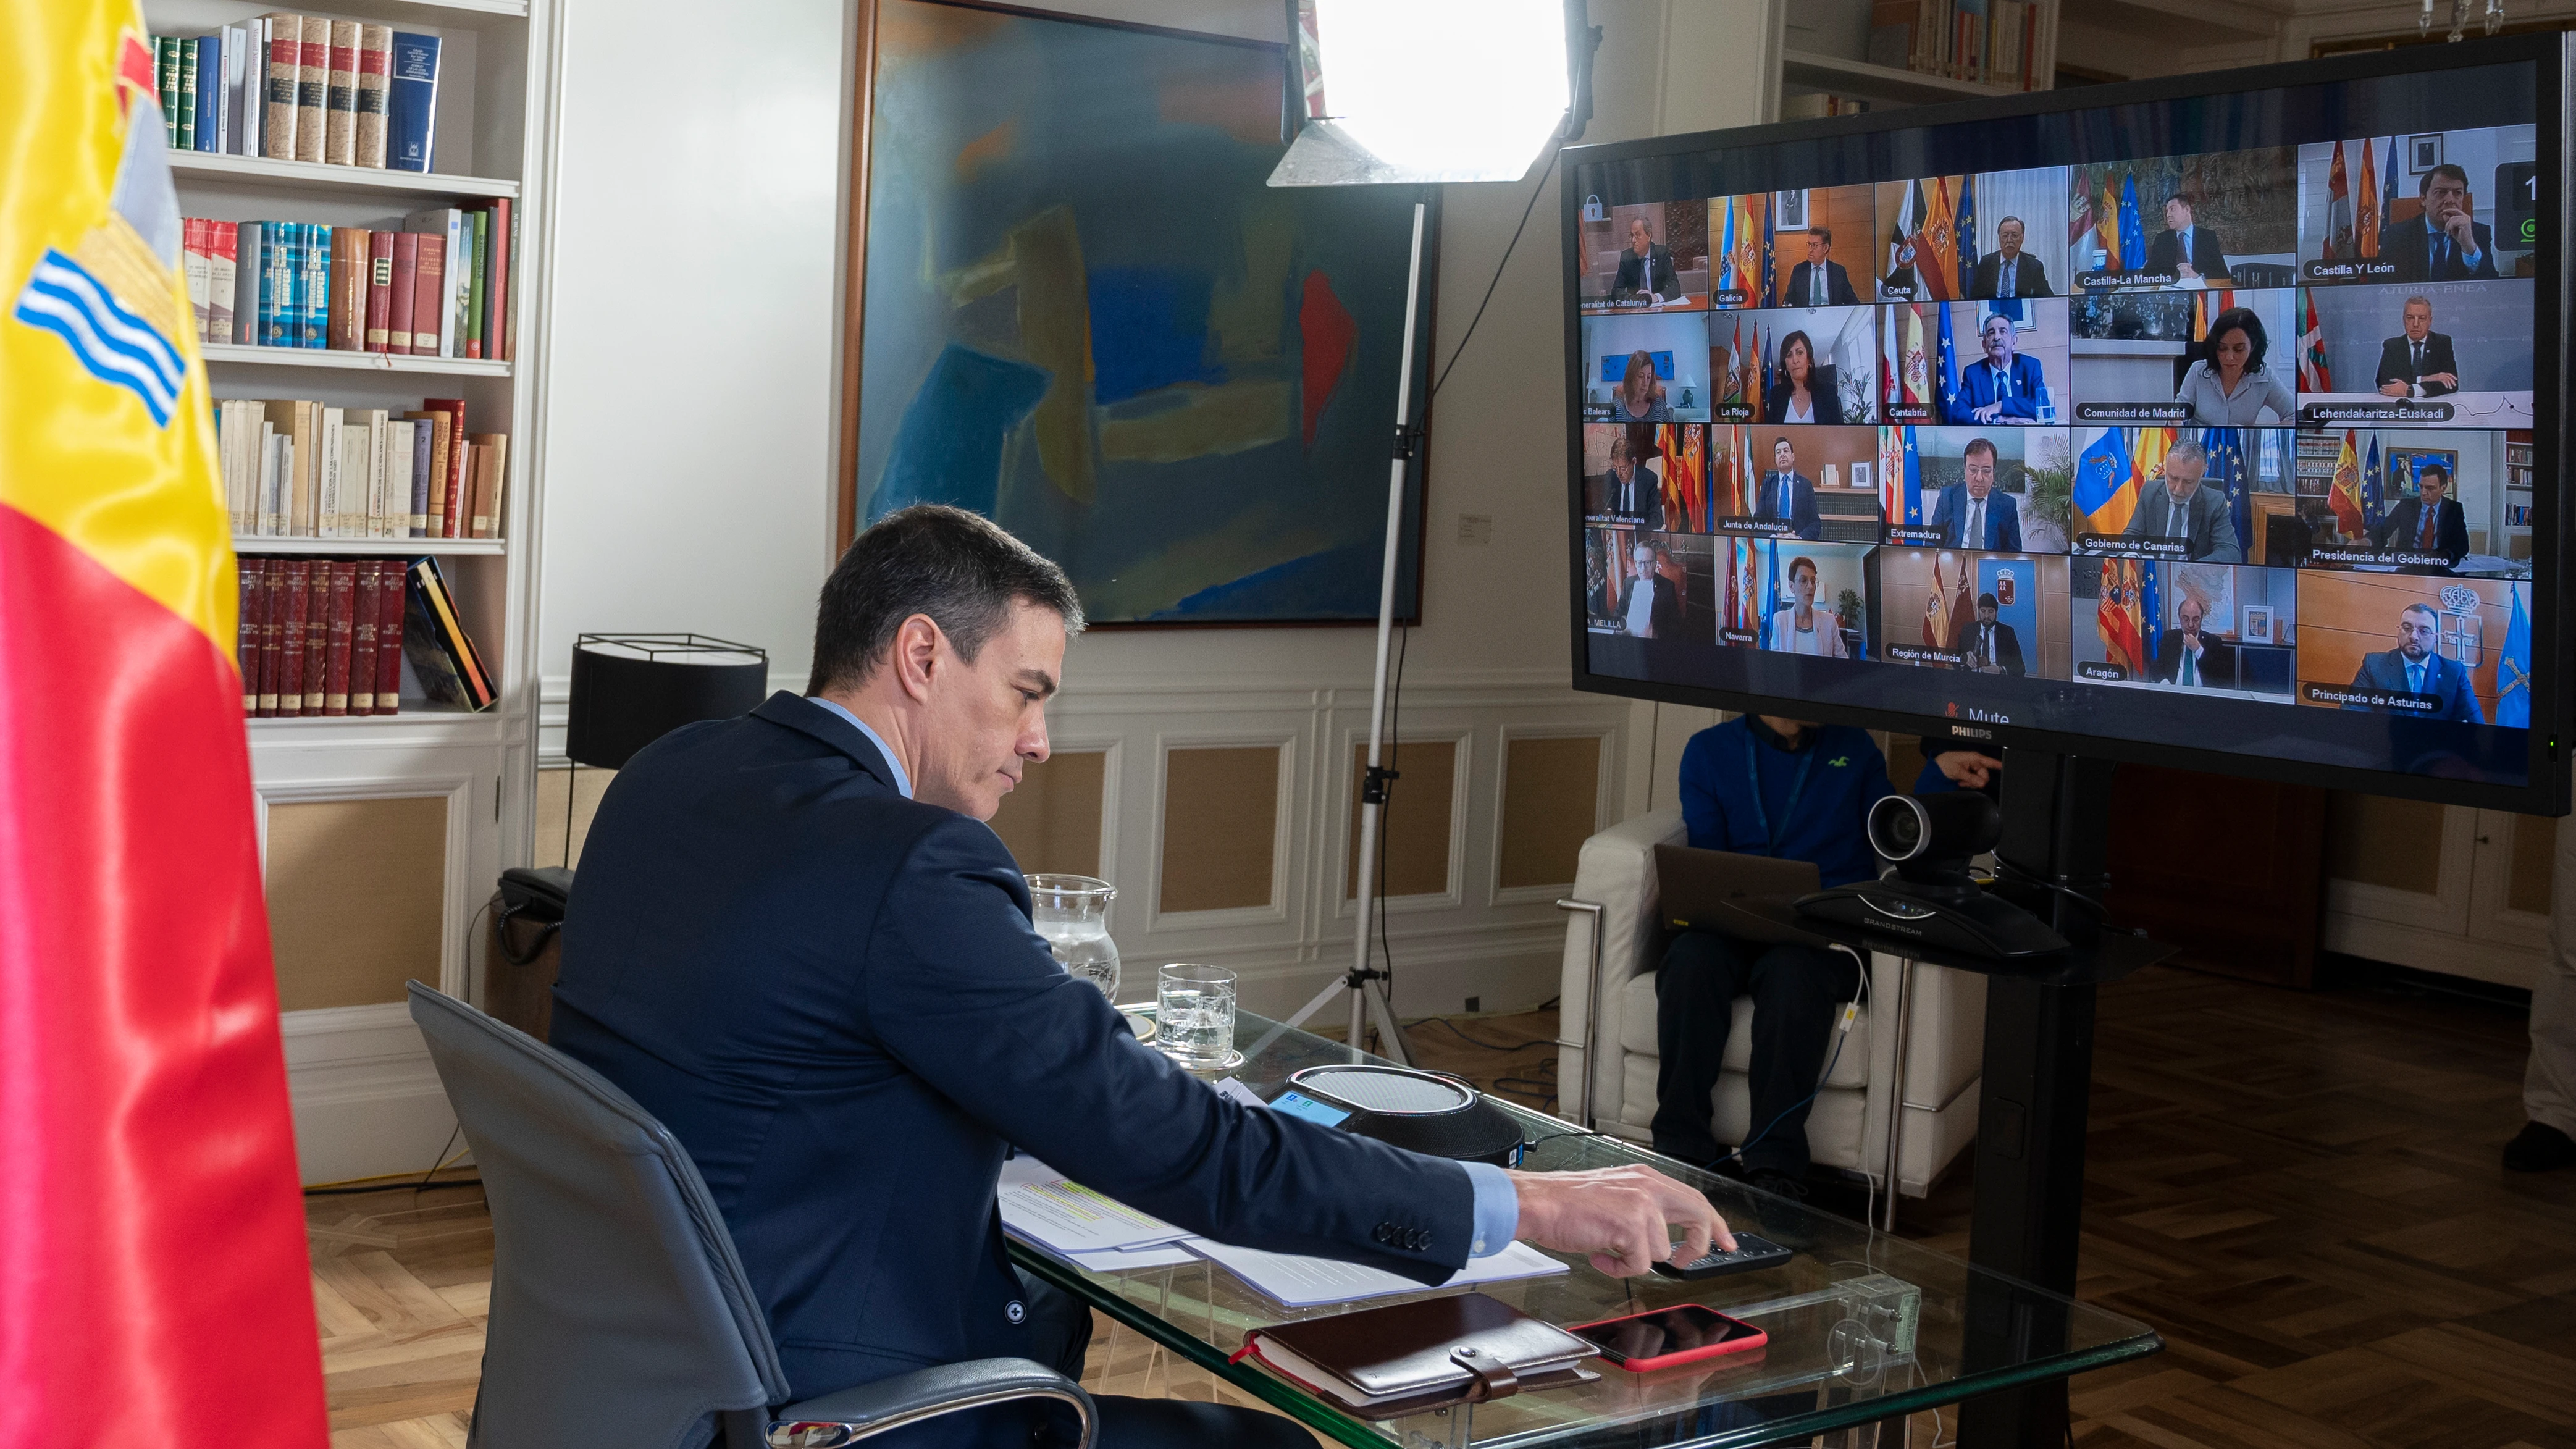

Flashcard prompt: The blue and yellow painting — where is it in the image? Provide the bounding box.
[855,0,1432,624]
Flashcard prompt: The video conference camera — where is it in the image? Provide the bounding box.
[1795,791,2068,959]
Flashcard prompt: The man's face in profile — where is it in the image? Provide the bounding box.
[1963,451,1995,498]
[1630,218,1652,255]
[1806,233,1828,266]
[2165,197,2192,232]
[2404,300,2433,341]
[1982,315,2015,366]
[2398,608,2438,661]
[1997,219,2024,259]
[912,601,1063,821]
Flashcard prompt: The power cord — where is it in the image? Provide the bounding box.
[1724,944,1870,1174]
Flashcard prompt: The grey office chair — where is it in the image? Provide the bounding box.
[408,983,1094,1449]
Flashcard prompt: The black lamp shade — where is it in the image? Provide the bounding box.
[566,634,769,770]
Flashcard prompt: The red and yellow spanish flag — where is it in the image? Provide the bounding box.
[1,2,327,1441]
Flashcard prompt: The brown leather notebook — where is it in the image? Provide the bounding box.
[1236,1292,1600,1419]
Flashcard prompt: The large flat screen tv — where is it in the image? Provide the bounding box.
[1562,36,2567,815]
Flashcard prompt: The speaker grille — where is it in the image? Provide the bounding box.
[1292,1065,1474,1115]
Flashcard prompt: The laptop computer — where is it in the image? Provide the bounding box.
[1653,844,1827,946]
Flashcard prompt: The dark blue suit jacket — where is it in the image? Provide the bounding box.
[1947,354,2049,423]
[1750,469,1822,539]
[1925,484,2023,552]
[2346,650,2485,723]
[552,694,1474,1427]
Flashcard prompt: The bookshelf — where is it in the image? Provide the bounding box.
[1774,0,2059,118]
[149,0,559,1182]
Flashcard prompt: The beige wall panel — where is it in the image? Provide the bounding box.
[1160,747,1280,914]
[990,750,1107,879]
[2508,813,2559,916]
[1346,741,1458,899]
[2325,792,2449,896]
[534,765,617,870]
[267,797,448,1012]
[1499,736,1603,891]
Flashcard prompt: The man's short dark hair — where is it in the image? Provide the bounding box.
[2420,162,2470,196]
[1811,226,1832,246]
[2164,192,2192,211]
[1978,592,1999,609]
[2420,463,2449,484]
[808,505,1085,693]
[1962,437,1999,464]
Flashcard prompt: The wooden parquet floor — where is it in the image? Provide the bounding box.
[309,964,2573,1447]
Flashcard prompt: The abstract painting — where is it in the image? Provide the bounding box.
[844,0,1436,624]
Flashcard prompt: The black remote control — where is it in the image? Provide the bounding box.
[1651,1232,1794,1280]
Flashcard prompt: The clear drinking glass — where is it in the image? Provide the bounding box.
[1026,874,1120,1000]
[1155,963,1238,1069]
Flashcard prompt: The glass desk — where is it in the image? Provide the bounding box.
[1009,1011,2161,1448]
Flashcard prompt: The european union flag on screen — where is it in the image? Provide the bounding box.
[2499,586,2532,727]
[2118,175,2145,272]
[2203,427,2251,555]
[2140,561,2163,670]
[1902,427,1924,524]
[2075,427,2129,527]
[1935,303,1960,420]
[2362,434,2385,531]
[1957,173,1979,296]
[1760,540,1782,649]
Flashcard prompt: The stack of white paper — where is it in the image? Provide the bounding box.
[1189,1238,1569,1309]
[997,1157,1199,1269]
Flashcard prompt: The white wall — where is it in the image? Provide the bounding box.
[532,0,1782,1015]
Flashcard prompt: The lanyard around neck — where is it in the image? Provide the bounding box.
[1740,729,1819,857]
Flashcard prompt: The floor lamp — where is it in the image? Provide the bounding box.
[1267,0,1595,1064]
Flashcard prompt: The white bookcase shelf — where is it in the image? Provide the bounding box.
[1781,48,2029,106]
[235,535,506,555]
[203,342,511,377]
[154,0,558,1183]
[170,151,520,200]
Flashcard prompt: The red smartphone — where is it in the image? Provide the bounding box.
[1566,1304,1768,1372]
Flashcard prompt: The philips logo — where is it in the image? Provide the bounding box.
[1950,724,1995,740]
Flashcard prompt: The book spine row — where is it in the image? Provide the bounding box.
[1879,0,2039,92]
[232,554,497,716]
[186,204,512,360]
[214,396,503,541]
[153,17,421,169]
[235,556,411,718]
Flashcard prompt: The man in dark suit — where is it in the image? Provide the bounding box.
[551,506,1726,1449]
[2382,164,2503,282]
[2146,194,2229,282]
[2151,595,2234,687]
[2376,296,2462,398]
[1968,216,2053,299]
[2344,602,2485,722]
[1591,427,1665,528]
[2120,440,2243,563]
[2370,463,2472,567]
[1614,214,1680,300]
[1925,438,2023,551]
[1963,593,2026,675]
[1752,434,1822,539]
[1949,311,2049,424]
[1781,227,1860,307]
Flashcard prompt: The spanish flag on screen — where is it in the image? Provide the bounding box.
[0,2,327,1441]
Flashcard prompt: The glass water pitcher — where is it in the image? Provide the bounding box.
[1026,874,1120,1001]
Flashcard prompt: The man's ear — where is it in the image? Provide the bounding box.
[890,614,943,703]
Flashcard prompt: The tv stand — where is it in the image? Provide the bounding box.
[1726,747,2173,1448]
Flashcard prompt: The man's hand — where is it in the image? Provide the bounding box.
[2444,208,2478,248]
[2428,371,2458,389]
[1972,403,2001,423]
[2176,260,2199,279]
[1507,1164,1732,1277]
[2380,380,2411,398]
[1934,750,2003,790]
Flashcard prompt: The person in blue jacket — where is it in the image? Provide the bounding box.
[1651,715,1999,1199]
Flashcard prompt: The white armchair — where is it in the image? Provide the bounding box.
[1554,809,1985,1214]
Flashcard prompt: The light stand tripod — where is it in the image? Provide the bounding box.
[1282,200,1429,1066]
